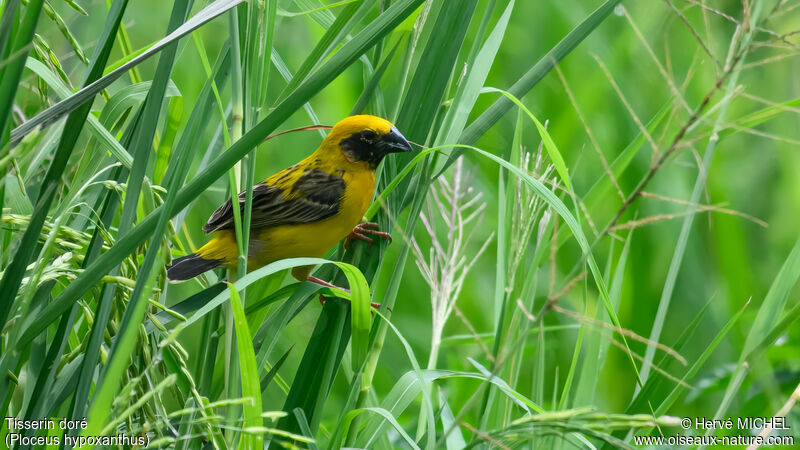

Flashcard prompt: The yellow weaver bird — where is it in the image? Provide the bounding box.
[166,115,412,292]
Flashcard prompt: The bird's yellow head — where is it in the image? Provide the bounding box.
[323,115,413,169]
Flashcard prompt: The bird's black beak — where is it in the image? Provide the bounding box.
[378,126,413,154]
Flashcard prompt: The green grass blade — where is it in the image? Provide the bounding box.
[0,2,21,76]
[351,36,402,115]
[745,301,800,362]
[154,96,183,185]
[458,143,639,382]
[433,0,513,154]
[280,300,350,434]
[333,262,371,370]
[261,346,293,392]
[483,86,571,189]
[654,299,750,417]
[332,407,421,450]
[82,0,206,436]
[396,0,478,141]
[72,33,228,436]
[741,237,800,358]
[116,0,191,237]
[574,232,632,407]
[0,0,43,140]
[277,0,365,101]
[439,387,466,450]
[292,408,318,450]
[227,282,264,449]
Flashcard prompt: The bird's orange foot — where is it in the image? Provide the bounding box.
[344,222,392,249]
[308,276,387,310]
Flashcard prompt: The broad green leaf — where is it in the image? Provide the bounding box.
[332,262,371,370]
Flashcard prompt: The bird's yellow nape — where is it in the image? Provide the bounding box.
[326,115,394,142]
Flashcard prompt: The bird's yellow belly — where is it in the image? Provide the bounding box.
[247,169,373,269]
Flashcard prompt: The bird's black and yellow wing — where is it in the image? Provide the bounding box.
[202,167,346,233]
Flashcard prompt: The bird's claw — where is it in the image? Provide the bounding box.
[344,222,392,249]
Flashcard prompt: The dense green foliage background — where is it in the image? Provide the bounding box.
[1,0,799,448]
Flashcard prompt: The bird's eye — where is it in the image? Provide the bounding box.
[361,130,378,142]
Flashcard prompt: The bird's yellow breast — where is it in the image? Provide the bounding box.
[247,168,374,268]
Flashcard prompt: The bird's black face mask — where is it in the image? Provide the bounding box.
[341,126,413,168]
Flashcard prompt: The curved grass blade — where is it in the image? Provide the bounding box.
[334,261,371,370]
[374,142,641,381]
[145,283,227,333]
[460,0,620,145]
[433,0,513,153]
[439,388,466,450]
[742,237,800,359]
[262,346,293,393]
[0,2,21,75]
[227,282,264,449]
[481,87,571,189]
[280,298,350,434]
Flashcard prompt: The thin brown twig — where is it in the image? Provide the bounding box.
[261,124,332,142]
[679,120,800,147]
[547,271,586,305]
[739,91,800,116]
[623,7,693,114]
[773,0,800,19]
[460,421,511,450]
[593,54,663,158]
[554,63,624,200]
[599,37,749,239]
[604,334,694,390]
[548,218,559,299]
[698,0,715,62]
[739,51,800,71]
[550,303,687,365]
[516,298,536,322]
[519,298,693,389]
[681,0,740,24]
[454,305,495,363]
[632,191,768,227]
[664,0,722,68]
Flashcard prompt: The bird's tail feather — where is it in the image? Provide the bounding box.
[166,253,223,281]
